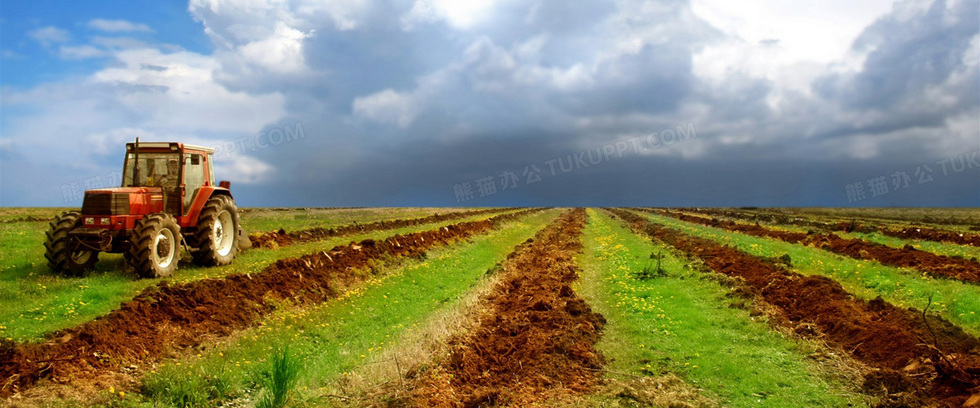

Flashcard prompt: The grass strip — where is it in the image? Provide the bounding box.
[836,230,980,260]
[655,210,980,283]
[239,207,466,232]
[685,209,980,260]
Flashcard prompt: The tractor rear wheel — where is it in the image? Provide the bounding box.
[190,195,239,266]
[44,211,98,276]
[126,213,181,278]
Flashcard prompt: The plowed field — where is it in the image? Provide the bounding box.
[1,207,977,407]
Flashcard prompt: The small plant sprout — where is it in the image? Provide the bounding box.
[636,248,666,279]
[257,346,302,408]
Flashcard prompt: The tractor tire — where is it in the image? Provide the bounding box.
[190,195,240,266]
[126,213,181,278]
[44,211,98,276]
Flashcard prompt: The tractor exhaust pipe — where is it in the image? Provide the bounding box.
[133,137,140,187]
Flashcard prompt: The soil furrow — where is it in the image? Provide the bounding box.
[0,209,543,397]
[404,208,606,407]
[874,226,980,248]
[249,207,517,249]
[654,209,980,284]
[608,208,980,407]
[684,207,980,247]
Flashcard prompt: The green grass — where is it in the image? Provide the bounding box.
[700,211,980,260]
[638,210,980,337]
[839,230,980,260]
[577,210,867,407]
[238,207,474,232]
[0,208,74,222]
[256,347,302,408]
[132,209,560,407]
[756,207,980,232]
[0,209,521,342]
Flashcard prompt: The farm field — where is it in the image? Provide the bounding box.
[0,207,978,407]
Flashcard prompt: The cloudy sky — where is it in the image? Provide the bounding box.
[1,0,977,207]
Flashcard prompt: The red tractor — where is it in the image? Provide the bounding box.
[45,140,250,278]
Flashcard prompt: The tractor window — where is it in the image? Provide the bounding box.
[183,153,206,214]
[123,153,179,188]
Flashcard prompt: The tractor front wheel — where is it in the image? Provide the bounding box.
[126,213,181,278]
[190,195,240,266]
[44,211,98,276]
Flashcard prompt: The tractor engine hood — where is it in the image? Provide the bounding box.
[81,187,166,216]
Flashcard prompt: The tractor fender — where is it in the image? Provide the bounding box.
[181,187,233,227]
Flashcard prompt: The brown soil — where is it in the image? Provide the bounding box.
[609,209,980,407]
[402,208,606,407]
[879,227,980,248]
[249,208,516,249]
[659,210,980,284]
[0,209,543,398]
[681,207,843,232]
[683,208,980,248]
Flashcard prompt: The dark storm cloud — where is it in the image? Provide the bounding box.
[692,74,772,122]
[237,0,976,206]
[240,133,980,207]
[558,43,694,116]
[815,0,979,113]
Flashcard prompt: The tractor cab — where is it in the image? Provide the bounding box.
[76,142,226,233]
[119,142,216,217]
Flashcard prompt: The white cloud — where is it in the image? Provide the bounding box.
[28,26,70,47]
[690,0,896,95]
[87,18,153,33]
[88,48,288,133]
[59,45,110,59]
[92,36,149,50]
[236,22,309,74]
[2,50,27,60]
[189,0,368,39]
[692,0,896,65]
[187,0,337,85]
[353,89,423,128]
[86,128,167,154]
[402,0,501,30]
[215,155,275,184]
[2,41,289,180]
[462,37,596,93]
[291,0,369,31]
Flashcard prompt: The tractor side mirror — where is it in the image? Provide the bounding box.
[219,180,231,189]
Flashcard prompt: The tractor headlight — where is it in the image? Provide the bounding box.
[100,217,111,225]
[85,217,95,225]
